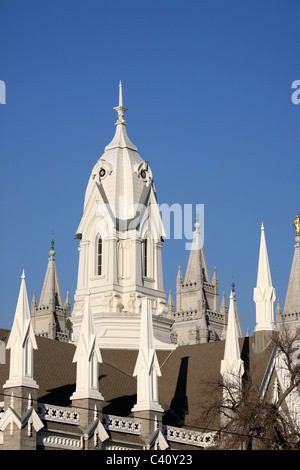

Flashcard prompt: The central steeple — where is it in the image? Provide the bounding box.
[72,83,174,350]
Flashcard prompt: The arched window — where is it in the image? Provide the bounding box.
[97,237,102,276]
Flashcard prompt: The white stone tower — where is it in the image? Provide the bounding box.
[71,82,174,349]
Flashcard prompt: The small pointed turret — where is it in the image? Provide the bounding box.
[71,292,104,401]
[232,282,243,338]
[4,271,38,390]
[184,217,210,284]
[38,232,63,309]
[253,223,277,351]
[220,291,244,381]
[212,267,218,285]
[132,297,163,413]
[167,290,175,319]
[276,299,282,325]
[31,290,37,310]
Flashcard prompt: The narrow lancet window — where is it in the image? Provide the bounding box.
[143,238,148,277]
[97,237,102,276]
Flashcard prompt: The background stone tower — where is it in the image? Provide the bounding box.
[31,233,71,341]
[170,216,228,345]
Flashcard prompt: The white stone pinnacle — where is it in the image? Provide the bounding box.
[253,223,277,333]
[4,271,38,389]
[220,291,244,378]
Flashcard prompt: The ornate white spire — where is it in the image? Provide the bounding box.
[71,292,104,401]
[132,298,163,413]
[4,271,38,389]
[253,223,277,333]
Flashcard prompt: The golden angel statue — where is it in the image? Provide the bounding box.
[294,214,300,237]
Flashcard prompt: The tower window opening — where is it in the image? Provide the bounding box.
[97,237,102,276]
[144,238,148,277]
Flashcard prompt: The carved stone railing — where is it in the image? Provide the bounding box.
[37,403,80,425]
[163,424,218,448]
[102,414,141,435]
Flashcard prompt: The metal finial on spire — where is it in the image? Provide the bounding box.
[49,231,55,256]
[232,274,235,292]
[114,80,128,125]
[114,80,127,125]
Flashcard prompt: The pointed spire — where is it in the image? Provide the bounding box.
[167,290,174,308]
[253,223,276,335]
[220,291,228,314]
[232,283,243,338]
[167,290,175,319]
[256,223,273,289]
[4,271,38,389]
[132,297,163,413]
[65,291,71,308]
[283,226,300,316]
[38,233,63,309]
[184,214,210,284]
[31,290,37,310]
[220,291,244,379]
[212,266,218,285]
[71,292,104,401]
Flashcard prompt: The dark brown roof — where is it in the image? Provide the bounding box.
[0,329,274,431]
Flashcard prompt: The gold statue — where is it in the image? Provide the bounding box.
[294,214,300,237]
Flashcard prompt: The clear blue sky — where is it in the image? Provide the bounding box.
[0,0,299,335]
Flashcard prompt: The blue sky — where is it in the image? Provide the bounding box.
[0,0,299,335]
